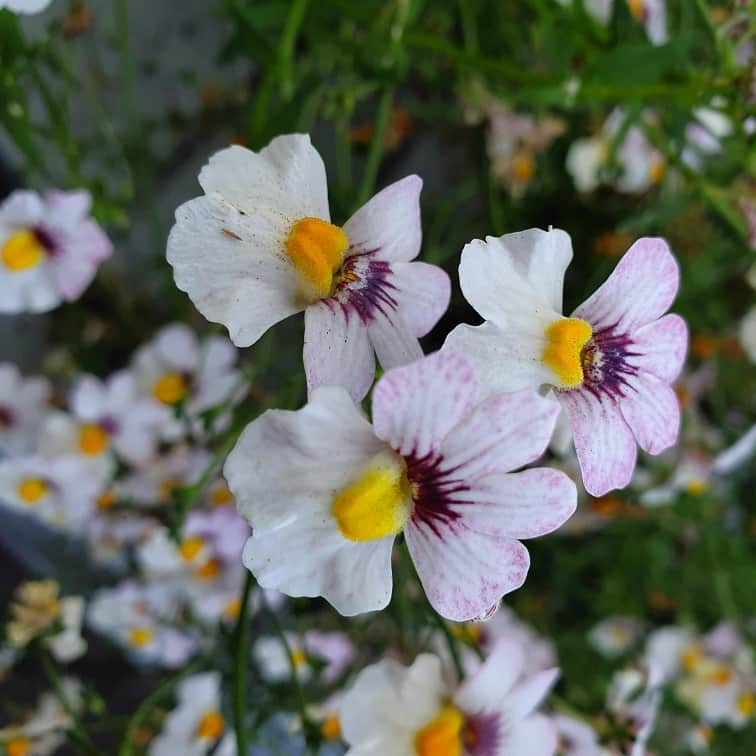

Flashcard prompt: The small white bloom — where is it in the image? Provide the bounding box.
[0,363,50,456]
[589,616,644,658]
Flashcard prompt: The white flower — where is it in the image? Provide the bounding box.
[738,306,756,363]
[445,229,687,496]
[167,134,450,401]
[0,454,100,531]
[226,350,576,620]
[340,639,559,755]
[133,324,243,439]
[589,617,644,658]
[0,363,50,456]
[148,672,227,756]
[682,108,733,171]
[553,714,603,756]
[0,190,111,313]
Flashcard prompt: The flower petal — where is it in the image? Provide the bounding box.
[343,175,422,262]
[454,637,525,711]
[199,136,329,221]
[453,469,577,540]
[500,669,559,721]
[619,373,680,455]
[572,238,680,332]
[304,302,376,402]
[387,260,451,337]
[242,519,394,616]
[444,322,555,396]
[367,312,424,371]
[439,390,561,477]
[626,313,688,383]
[225,385,384,530]
[167,196,302,347]
[405,519,530,621]
[458,230,567,327]
[560,388,637,497]
[501,713,558,756]
[372,351,478,459]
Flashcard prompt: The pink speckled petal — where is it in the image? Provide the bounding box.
[405,518,530,622]
[439,390,561,476]
[626,314,688,384]
[372,351,478,458]
[304,302,375,402]
[561,388,637,497]
[619,372,681,455]
[343,175,422,262]
[573,238,680,332]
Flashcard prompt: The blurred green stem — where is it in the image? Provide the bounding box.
[233,570,255,755]
[279,0,310,101]
[355,87,394,209]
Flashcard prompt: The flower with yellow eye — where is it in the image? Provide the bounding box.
[167,134,450,401]
[226,351,576,619]
[445,228,687,497]
[133,323,243,440]
[0,454,100,531]
[148,672,230,756]
[339,638,559,756]
[0,189,111,314]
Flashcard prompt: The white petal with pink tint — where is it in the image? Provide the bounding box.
[627,313,688,383]
[372,350,478,458]
[405,519,530,622]
[573,237,679,332]
[619,373,681,455]
[501,713,558,756]
[500,668,560,721]
[439,390,560,477]
[455,469,576,540]
[343,175,422,262]
[386,261,451,337]
[366,311,424,371]
[304,303,375,401]
[444,321,555,395]
[560,388,637,497]
[454,637,525,710]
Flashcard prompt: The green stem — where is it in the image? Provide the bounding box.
[428,611,465,683]
[279,0,310,101]
[118,658,205,756]
[355,87,394,209]
[233,570,255,755]
[39,650,102,756]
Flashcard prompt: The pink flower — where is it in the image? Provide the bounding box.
[167,134,450,401]
[446,229,688,496]
[225,350,576,620]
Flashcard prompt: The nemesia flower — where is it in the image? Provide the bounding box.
[605,664,661,756]
[6,580,86,663]
[552,714,603,756]
[0,190,111,313]
[445,228,688,496]
[589,616,644,658]
[339,639,559,755]
[148,672,228,756]
[0,454,100,530]
[226,351,576,619]
[0,678,82,756]
[84,511,158,570]
[566,109,665,194]
[133,323,243,438]
[682,107,733,171]
[0,363,50,456]
[167,134,451,401]
[87,581,198,668]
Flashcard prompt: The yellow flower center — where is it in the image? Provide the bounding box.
[512,151,535,182]
[159,476,184,501]
[96,490,117,510]
[332,452,411,542]
[1,229,45,271]
[629,0,646,21]
[680,645,703,671]
[152,372,188,404]
[128,626,154,647]
[414,705,464,756]
[648,156,666,184]
[79,423,109,455]
[195,558,222,580]
[738,692,755,717]
[223,597,241,621]
[711,665,733,685]
[321,714,341,740]
[285,216,348,301]
[196,710,224,740]
[291,647,308,669]
[685,479,707,496]
[210,481,233,506]
[450,622,482,644]
[6,738,31,756]
[17,477,49,504]
[542,317,593,388]
[179,535,205,561]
